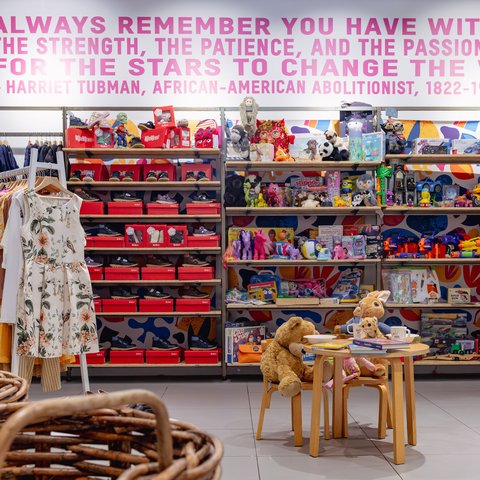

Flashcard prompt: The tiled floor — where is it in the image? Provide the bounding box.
[29,377,480,480]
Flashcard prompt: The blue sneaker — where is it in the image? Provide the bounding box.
[189,336,217,350]
[152,337,178,350]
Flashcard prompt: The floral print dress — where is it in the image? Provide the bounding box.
[16,190,99,358]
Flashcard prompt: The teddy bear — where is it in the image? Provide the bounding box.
[260,316,333,397]
[357,316,385,339]
[335,290,391,336]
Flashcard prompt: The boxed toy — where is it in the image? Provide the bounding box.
[451,139,480,154]
[93,126,114,147]
[413,138,451,154]
[141,127,168,148]
[289,133,326,161]
[225,325,266,363]
[248,281,277,303]
[362,132,385,162]
[228,227,294,246]
[165,126,191,148]
[318,226,343,251]
[420,313,469,355]
[153,105,175,127]
[448,288,471,304]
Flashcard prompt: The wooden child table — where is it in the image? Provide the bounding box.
[305,343,429,465]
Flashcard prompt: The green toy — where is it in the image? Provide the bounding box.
[376,165,393,205]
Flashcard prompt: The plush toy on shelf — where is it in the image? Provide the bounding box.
[324,129,349,160]
[356,174,378,206]
[256,193,268,207]
[333,241,347,259]
[301,193,320,208]
[253,229,267,260]
[239,96,259,138]
[275,146,293,162]
[318,141,341,161]
[260,316,333,397]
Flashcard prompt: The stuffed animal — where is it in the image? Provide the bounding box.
[275,146,293,162]
[335,290,391,336]
[301,193,320,208]
[253,229,267,260]
[229,124,250,157]
[318,141,341,161]
[260,316,332,397]
[358,316,384,339]
[324,129,349,160]
[382,119,407,155]
[239,96,259,137]
[252,119,295,155]
[356,174,378,206]
[224,174,246,207]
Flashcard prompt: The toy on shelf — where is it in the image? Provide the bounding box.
[113,112,132,148]
[316,245,332,260]
[405,173,416,207]
[470,184,480,207]
[253,229,267,260]
[376,165,393,205]
[324,129,349,160]
[241,230,253,260]
[419,188,432,207]
[415,177,442,205]
[333,241,347,259]
[227,124,250,160]
[252,119,294,156]
[454,194,473,208]
[385,190,394,206]
[275,146,293,162]
[319,140,341,161]
[355,174,378,206]
[458,237,480,257]
[256,193,267,207]
[239,96,259,137]
[301,193,320,208]
[347,117,363,162]
[334,195,349,207]
[382,119,407,154]
[393,164,406,206]
[442,184,459,207]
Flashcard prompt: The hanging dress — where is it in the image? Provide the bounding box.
[16,190,98,358]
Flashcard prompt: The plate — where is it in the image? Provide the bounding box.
[304,334,336,344]
[386,333,420,343]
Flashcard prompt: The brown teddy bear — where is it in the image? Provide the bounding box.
[261,316,332,398]
[358,316,385,339]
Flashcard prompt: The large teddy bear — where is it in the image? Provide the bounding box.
[261,316,330,398]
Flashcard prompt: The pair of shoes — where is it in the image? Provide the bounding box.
[152,336,179,350]
[110,335,136,350]
[68,112,88,129]
[182,256,210,267]
[113,192,140,202]
[87,111,110,129]
[188,324,217,350]
[155,194,177,204]
[138,121,155,131]
[85,225,122,237]
[110,171,134,182]
[111,287,138,299]
[143,287,170,299]
[191,192,214,203]
[69,170,94,182]
[74,188,100,202]
[185,171,209,182]
[130,137,145,148]
[85,256,102,267]
[180,286,210,299]
[145,256,172,267]
[193,226,215,236]
[146,171,169,182]
[110,257,137,267]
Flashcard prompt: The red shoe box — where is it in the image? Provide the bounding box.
[165,225,188,247]
[187,235,220,248]
[110,349,145,364]
[93,299,102,312]
[186,203,220,215]
[142,267,176,280]
[73,350,106,365]
[177,267,214,281]
[104,267,140,281]
[80,202,105,215]
[108,202,144,216]
[102,299,138,312]
[146,203,179,215]
[184,348,219,364]
[94,127,114,148]
[141,126,168,148]
[125,224,147,247]
[70,163,104,182]
[139,299,174,312]
[85,236,96,247]
[109,164,142,182]
[142,162,176,181]
[166,127,191,148]
[145,225,166,247]
[146,349,182,364]
[176,298,211,312]
[93,236,125,248]
[180,163,212,181]
[88,266,104,280]
[66,128,95,148]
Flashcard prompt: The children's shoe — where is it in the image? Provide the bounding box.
[156,194,177,204]
[138,121,156,131]
[145,256,172,267]
[197,171,209,182]
[82,170,95,183]
[193,226,215,236]
[157,171,170,182]
[109,171,121,182]
[130,137,145,148]
[69,170,82,182]
[97,225,122,237]
[87,112,110,129]
[144,288,170,299]
[180,286,209,299]
[85,256,103,267]
[189,336,217,350]
[111,288,138,299]
[110,256,137,267]
[113,192,140,202]
[123,171,134,182]
[182,256,210,267]
[146,171,157,182]
[185,171,196,182]
[110,335,137,350]
[74,188,100,202]
[191,192,214,203]
[152,337,179,350]
[68,112,88,129]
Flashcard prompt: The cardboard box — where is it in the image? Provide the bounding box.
[65,128,95,148]
[177,266,214,281]
[104,267,140,281]
[109,349,144,364]
[108,202,144,216]
[412,138,451,154]
[125,224,147,248]
[93,236,125,248]
[109,164,142,182]
[69,163,103,182]
[80,202,105,215]
[276,297,320,306]
[165,225,188,247]
[145,349,182,364]
[141,267,176,280]
[184,348,219,364]
[141,126,168,148]
[85,236,96,248]
[102,299,138,312]
[94,127,114,148]
[139,299,174,312]
[186,203,220,215]
[176,298,211,312]
[448,288,471,304]
[73,350,106,365]
[153,105,175,127]
[187,235,220,248]
[146,203,179,215]
[142,162,176,181]
[451,139,480,154]
[145,225,166,248]
[93,298,102,312]
[166,127,191,148]
[180,163,212,181]
[88,266,104,281]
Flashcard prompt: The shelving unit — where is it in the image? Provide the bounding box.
[68,181,220,190]
[92,280,221,286]
[85,247,221,254]
[81,215,221,223]
[96,311,222,317]
[225,207,381,216]
[225,161,382,171]
[385,154,480,164]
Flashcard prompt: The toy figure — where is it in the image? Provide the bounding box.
[267,183,283,207]
[304,139,318,160]
[256,193,267,207]
[232,239,242,259]
[375,165,393,205]
[334,196,348,207]
[356,174,378,206]
[324,129,349,160]
[419,188,431,207]
[316,244,332,260]
[228,124,250,158]
[285,243,302,260]
[333,241,347,259]
[243,180,252,207]
[341,177,353,194]
[112,112,132,148]
[443,184,459,207]
[239,96,259,137]
[240,230,253,260]
[275,146,293,162]
[301,193,320,208]
[347,117,363,162]
[319,141,341,161]
[393,164,405,205]
[385,190,394,206]
[253,229,267,260]
[383,120,407,155]
[471,184,480,207]
[319,191,333,207]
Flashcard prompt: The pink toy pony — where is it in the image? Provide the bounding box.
[253,229,267,260]
[333,241,347,260]
[286,243,302,260]
[263,235,274,257]
[240,230,253,260]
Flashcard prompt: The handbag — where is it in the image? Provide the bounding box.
[238,344,262,363]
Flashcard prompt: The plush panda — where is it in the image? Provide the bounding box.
[324,129,349,160]
[319,141,341,161]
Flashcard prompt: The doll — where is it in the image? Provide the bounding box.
[239,96,259,137]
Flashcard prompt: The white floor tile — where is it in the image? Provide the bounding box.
[221,456,260,480]
[207,429,256,457]
[168,407,253,431]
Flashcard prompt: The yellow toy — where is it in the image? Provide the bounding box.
[256,193,267,207]
[274,146,293,162]
[333,195,348,207]
[459,237,480,254]
[357,316,385,339]
[419,188,431,207]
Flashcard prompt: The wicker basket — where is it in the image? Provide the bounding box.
[0,389,223,479]
[0,371,28,403]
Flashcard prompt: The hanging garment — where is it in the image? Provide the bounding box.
[16,190,98,358]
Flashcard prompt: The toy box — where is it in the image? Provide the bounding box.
[153,105,175,127]
[177,266,214,280]
[248,281,277,303]
[80,202,105,215]
[141,267,176,280]
[146,203,179,215]
[138,299,174,312]
[165,126,191,148]
[362,132,385,162]
[73,351,106,365]
[412,138,451,154]
[176,298,210,312]
[448,288,471,304]
[69,163,104,182]
[180,164,212,182]
[165,225,188,247]
[184,348,219,364]
[227,227,294,246]
[109,164,142,182]
[145,349,182,364]
[145,225,166,247]
[194,127,219,149]
[93,127,114,148]
[186,203,220,215]
[92,236,125,248]
[104,267,140,281]
[289,133,326,161]
[142,162,176,181]
[141,126,168,148]
[340,109,374,136]
[187,235,220,248]
[65,128,95,148]
[87,266,103,281]
[225,326,266,363]
[110,349,144,364]
[420,313,469,355]
[102,299,138,312]
[125,225,146,248]
[108,202,143,216]
[451,139,480,154]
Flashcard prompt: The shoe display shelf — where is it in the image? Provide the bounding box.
[63,146,225,371]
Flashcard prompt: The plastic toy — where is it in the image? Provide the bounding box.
[334,196,349,207]
[333,241,347,259]
[112,112,131,148]
[415,177,442,203]
[253,229,267,260]
[243,180,252,207]
[455,194,473,208]
[299,238,319,259]
[232,239,242,259]
[341,177,353,194]
[459,237,480,256]
[240,230,253,260]
[442,184,459,207]
[419,188,432,207]
[256,193,267,207]
[376,165,393,205]
[252,119,294,155]
[470,184,480,206]
[316,245,332,260]
[393,164,406,205]
[347,118,363,162]
[385,190,394,206]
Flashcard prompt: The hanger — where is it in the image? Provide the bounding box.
[34,175,72,200]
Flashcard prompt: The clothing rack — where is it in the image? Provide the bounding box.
[8,147,90,392]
